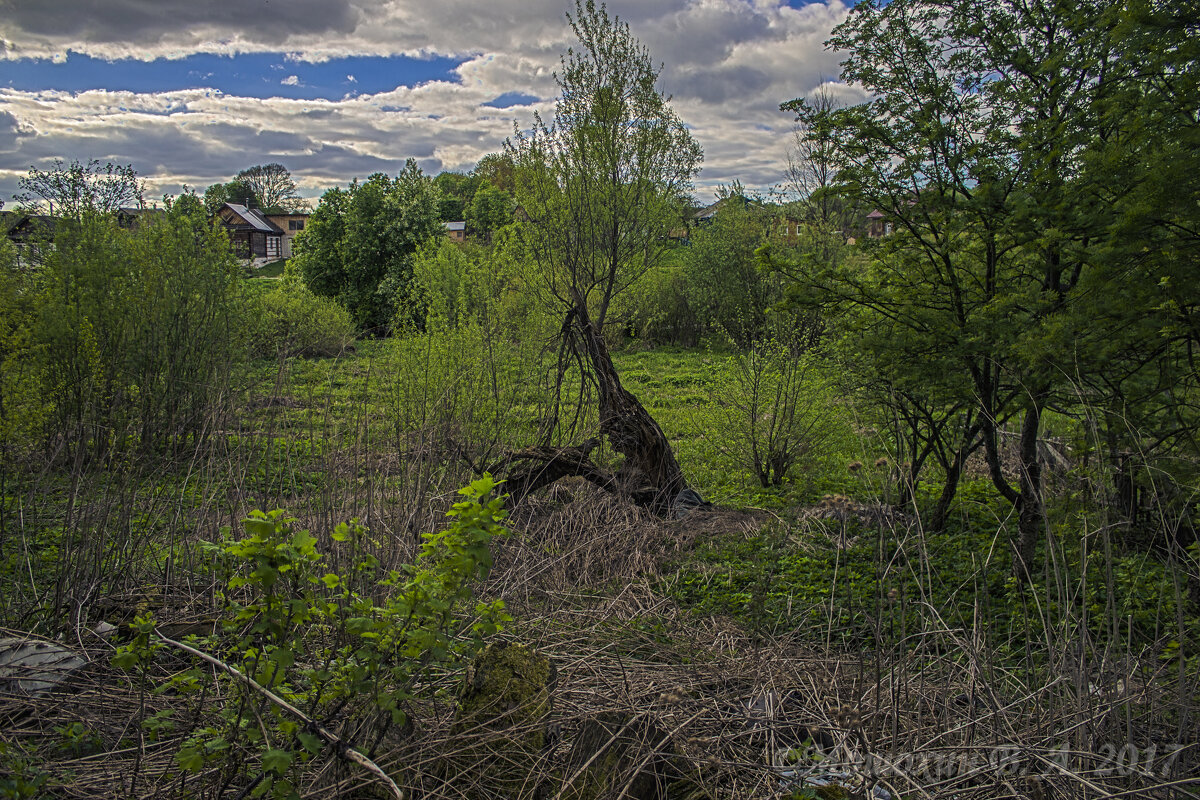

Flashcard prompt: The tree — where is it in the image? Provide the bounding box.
[235,163,306,213]
[432,171,480,222]
[15,159,144,217]
[465,181,512,242]
[292,160,441,332]
[769,0,1123,575]
[474,152,516,195]
[203,179,260,215]
[504,0,702,515]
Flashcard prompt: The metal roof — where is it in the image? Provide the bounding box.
[444,221,466,232]
[226,203,282,233]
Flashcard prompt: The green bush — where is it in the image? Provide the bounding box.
[700,340,837,488]
[30,203,244,461]
[248,275,355,358]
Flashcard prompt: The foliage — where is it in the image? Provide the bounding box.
[702,340,836,488]
[293,160,442,332]
[29,200,244,460]
[508,0,701,331]
[248,272,356,359]
[473,152,516,194]
[141,476,510,799]
[203,178,261,215]
[432,171,480,222]
[465,181,512,242]
[682,200,782,348]
[15,159,144,217]
[235,164,306,213]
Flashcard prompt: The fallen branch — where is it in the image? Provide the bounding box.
[154,630,404,800]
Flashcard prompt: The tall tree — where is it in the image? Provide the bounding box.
[234,164,305,213]
[505,0,702,514]
[293,160,441,332]
[15,159,144,217]
[465,181,511,242]
[771,0,1120,575]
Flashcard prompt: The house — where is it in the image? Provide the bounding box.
[443,221,466,242]
[865,209,893,238]
[265,213,309,258]
[216,203,284,263]
[4,213,57,268]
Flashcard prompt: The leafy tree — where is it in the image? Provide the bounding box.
[465,181,511,242]
[682,199,780,348]
[235,163,306,213]
[506,0,702,514]
[293,160,441,332]
[770,0,1124,573]
[432,171,480,222]
[203,179,260,215]
[473,152,516,195]
[15,159,144,217]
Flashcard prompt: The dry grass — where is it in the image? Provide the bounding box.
[2,490,1197,800]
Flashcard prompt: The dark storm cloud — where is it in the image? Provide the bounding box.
[6,0,359,46]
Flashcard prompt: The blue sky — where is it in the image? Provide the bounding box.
[0,0,858,203]
[3,51,468,101]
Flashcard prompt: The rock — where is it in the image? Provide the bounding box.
[0,637,88,697]
[443,642,556,797]
[559,711,689,800]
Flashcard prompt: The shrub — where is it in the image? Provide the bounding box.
[31,203,243,461]
[248,274,355,358]
[701,340,835,488]
[121,476,511,799]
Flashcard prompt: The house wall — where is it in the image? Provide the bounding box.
[266,214,309,258]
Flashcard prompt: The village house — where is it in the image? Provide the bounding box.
[215,202,285,263]
[443,220,466,242]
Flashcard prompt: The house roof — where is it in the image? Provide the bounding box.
[223,203,283,234]
[866,209,885,219]
[444,221,466,232]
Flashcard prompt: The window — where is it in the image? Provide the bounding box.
[288,220,305,231]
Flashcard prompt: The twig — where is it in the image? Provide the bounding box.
[154,630,404,800]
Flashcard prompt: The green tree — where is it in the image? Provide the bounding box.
[293,160,441,332]
[473,152,516,195]
[15,159,144,217]
[203,179,260,215]
[432,171,480,222]
[682,200,780,348]
[506,0,702,514]
[465,181,511,242]
[770,0,1123,573]
[235,163,306,213]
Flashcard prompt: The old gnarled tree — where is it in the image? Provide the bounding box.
[504,0,703,516]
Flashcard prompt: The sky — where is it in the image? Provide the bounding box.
[0,0,865,206]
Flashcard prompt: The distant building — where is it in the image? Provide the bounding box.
[216,203,285,263]
[265,213,309,258]
[865,208,893,238]
[444,220,466,242]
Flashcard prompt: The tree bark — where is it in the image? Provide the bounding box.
[574,308,687,516]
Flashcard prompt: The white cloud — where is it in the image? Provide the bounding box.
[0,0,859,202]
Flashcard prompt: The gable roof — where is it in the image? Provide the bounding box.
[222,203,284,234]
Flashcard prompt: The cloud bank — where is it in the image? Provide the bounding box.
[0,0,861,203]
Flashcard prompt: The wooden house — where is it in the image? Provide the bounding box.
[216,203,284,260]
